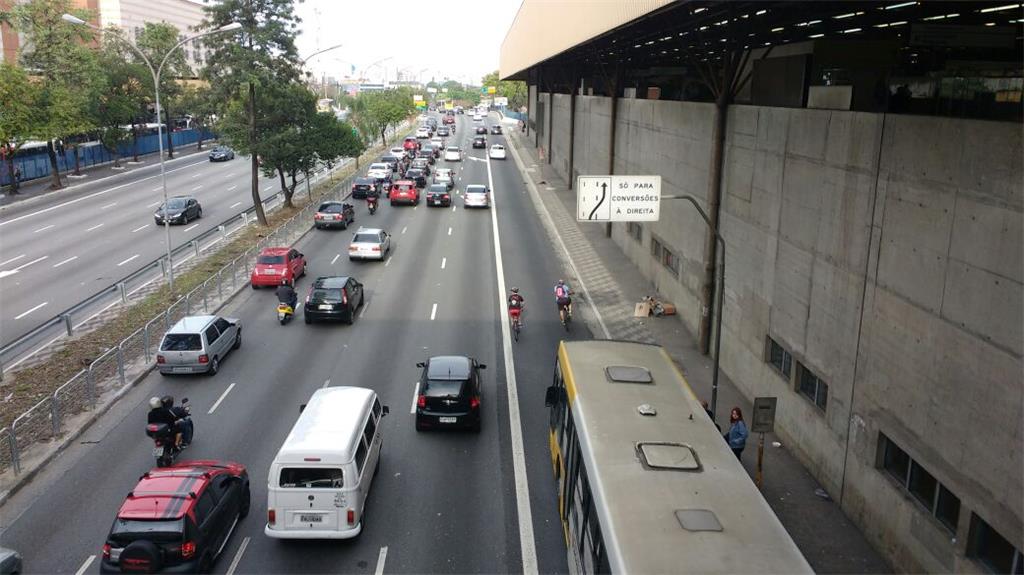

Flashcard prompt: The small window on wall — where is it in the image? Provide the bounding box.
[766,337,792,379]
[877,433,962,536]
[797,363,828,411]
[651,237,664,260]
[626,222,643,244]
[968,513,1023,574]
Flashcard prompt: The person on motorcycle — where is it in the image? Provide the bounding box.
[163,395,193,447]
[276,278,297,310]
[147,396,184,448]
[554,279,573,322]
[367,188,379,212]
[508,287,525,324]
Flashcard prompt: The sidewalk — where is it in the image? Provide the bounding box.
[1,144,214,211]
[505,125,891,574]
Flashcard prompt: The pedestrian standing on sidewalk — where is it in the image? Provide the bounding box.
[701,400,721,432]
[723,406,748,459]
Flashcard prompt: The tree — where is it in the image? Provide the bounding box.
[0,63,41,193]
[360,88,416,147]
[175,84,217,151]
[481,70,527,110]
[94,37,141,168]
[133,22,191,159]
[199,0,301,226]
[8,0,102,189]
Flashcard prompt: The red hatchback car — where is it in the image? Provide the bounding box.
[250,247,306,288]
[403,136,420,153]
[389,180,420,206]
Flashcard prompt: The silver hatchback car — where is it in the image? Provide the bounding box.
[157,315,241,376]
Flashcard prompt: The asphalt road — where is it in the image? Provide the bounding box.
[0,112,590,573]
[0,153,291,348]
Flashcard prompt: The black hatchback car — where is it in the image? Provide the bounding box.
[475,125,487,135]
[351,177,379,199]
[304,276,364,325]
[426,184,452,207]
[490,125,502,135]
[415,356,485,432]
[154,196,202,225]
[472,136,486,149]
[405,168,428,188]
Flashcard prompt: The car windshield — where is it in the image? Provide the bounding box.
[257,254,286,264]
[161,333,202,351]
[213,147,227,153]
[407,170,423,177]
[318,203,344,213]
[492,146,504,150]
[109,519,184,545]
[163,198,187,210]
[466,186,487,194]
[425,380,465,398]
[279,467,344,488]
[370,164,388,170]
[353,233,380,243]
[310,288,342,302]
[429,185,448,193]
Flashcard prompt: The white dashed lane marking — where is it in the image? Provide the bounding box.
[33,224,55,233]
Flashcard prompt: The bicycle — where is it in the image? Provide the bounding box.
[509,307,523,341]
[559,301,573,332]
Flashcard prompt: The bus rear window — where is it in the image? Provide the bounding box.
[279,468,344,488]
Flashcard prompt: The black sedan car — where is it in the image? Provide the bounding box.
[154,196,202,225]
[405,168,428,188]
[475,125,487,135]
[490,125,502,135]
[415,355,485,432]
[304,276,364,325]
[472,136,487,149]
[208,146,235,161]
[351,177,379,199]
[426,184,452,207]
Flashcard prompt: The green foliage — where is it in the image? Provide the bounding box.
[481,70,527,110]
[175,84,217,149]
[94,40,141,167]
[439,80,481,106]
[0,63,40,151]
[351,87,416,146]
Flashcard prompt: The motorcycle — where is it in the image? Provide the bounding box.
[145,398,191,467]
[367,196,378,215]
[277,302,294,324]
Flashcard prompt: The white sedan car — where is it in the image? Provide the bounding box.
[444,146,462,162]
[488,144,506,160]
[464,184,491,209]
[430,136,445,150]
[390,146,407,159]
[415,127,430,139]
[367,163,391,180]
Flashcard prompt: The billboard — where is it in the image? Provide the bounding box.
[426,87,438,94]
[494,97,508,106]
[413,94,423,101]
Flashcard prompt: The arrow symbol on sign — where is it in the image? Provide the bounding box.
[588,182,607,220]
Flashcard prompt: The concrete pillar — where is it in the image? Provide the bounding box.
[567,77,579,189]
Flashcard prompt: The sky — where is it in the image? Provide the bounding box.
[293,0,523,86]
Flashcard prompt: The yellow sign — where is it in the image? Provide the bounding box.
[445,101,454,110]
[487,86,496,94]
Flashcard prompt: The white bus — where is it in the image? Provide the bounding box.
[544,340,812,574]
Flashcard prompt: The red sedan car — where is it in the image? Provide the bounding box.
[250,247,306,288]
[389,180,420,206]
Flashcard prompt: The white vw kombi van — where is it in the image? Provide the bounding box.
[265,387,388,539]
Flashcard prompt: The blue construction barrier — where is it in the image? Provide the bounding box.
[1,128,216,188]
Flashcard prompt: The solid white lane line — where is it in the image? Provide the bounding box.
[131,224,148,233]
[191,185,203,191]
[331,254,340,265]
[225,536,250,575]
[227,185,238,191]
[375,546,388,575]
[359,299,370,318]
[191,173,201,178]
[13,255,48,271]
[74,555,96,575]
[230,201,242,208]
[322,379,331,388]
[33,224,55,233]
[208,383,236,414]
[441,257,446,269]
[0,254,25,267]
[384,256,392,267]
[53,256,78,268]
[401,226,407,234]
[485,152,538,575]
[117,254,140,266]
[15,301,48,320]
[183,223,199,232]
[410,381,420,414]
[148,201,161,207]
[430,303,437,320]
[447,227,452,236]
[101,202,117,209]
[85,223,104,232]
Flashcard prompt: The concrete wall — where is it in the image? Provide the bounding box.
[533,92,1024,573]
[550,94,572,182]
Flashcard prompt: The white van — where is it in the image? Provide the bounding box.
[265,387,389,539]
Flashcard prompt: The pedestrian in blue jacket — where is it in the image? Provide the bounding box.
[724,406,748,460]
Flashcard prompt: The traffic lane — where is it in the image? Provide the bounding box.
[0,203,402,573]
[489,132,592,574]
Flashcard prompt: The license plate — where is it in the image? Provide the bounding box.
[439,417,457,424]
[319,304,333,310]
[172,367,191,373]
[153,447,164,457]
[262,269,276,275]
[300,514,323,523]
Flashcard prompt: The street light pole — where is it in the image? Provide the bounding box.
[663,194,726,423]
[62,15,241,292]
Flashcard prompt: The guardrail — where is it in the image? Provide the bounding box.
[0,123,407,380]
[0,120,412,474]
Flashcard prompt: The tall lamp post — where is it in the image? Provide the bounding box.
[300,43,344,98]
[62,14,241,292]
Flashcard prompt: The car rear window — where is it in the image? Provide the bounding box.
[429,185,448,193]
[109,519,184,545]
[353,184,372,191]
[279,467,344,488]
[161,333,202,351]
[466,187,487,194]
[257,255,285,264]
[425,380,465,398]
[353,233,379,243]
[310,288,342,302]
[318,203,345,213]
[446,147,459,152]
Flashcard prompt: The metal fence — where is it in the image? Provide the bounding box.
[0,121,411,475]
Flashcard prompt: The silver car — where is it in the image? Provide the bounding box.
[157,315,241,376]
[0,546,21,575]
[464,184,491,209]
[349,227,391,261]
[434,168,455,190]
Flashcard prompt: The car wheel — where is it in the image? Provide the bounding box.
[239,484,251,518]
[300,264,306,278]
[251,283,258,289]
[344,310,354,325]
[208,356,219,376]
[471,418,482,433]
[196,208,202,219]
[304,316,312,325]
[415,418,426,432]
[232,331,241,350]
[198,553,213,574]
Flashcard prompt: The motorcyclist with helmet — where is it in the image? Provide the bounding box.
[276,278,297,310]
[146,395,191,448]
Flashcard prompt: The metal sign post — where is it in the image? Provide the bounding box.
[751,397,777,490]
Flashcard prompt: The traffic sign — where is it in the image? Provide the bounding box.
[487,86,496,94]
[576,175,661,222]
